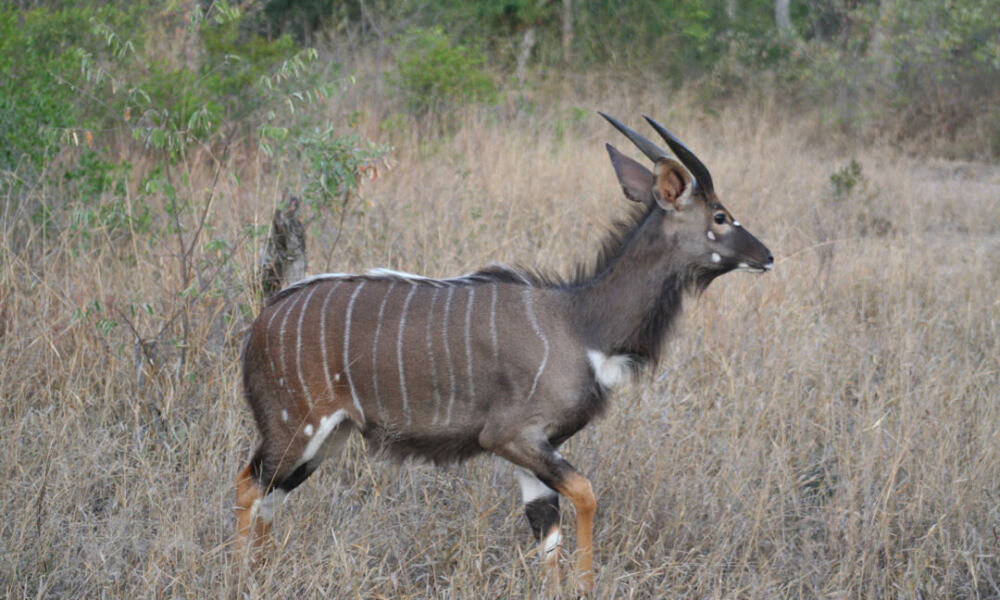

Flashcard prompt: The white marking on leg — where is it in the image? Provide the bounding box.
[442,286,457,424]
[489,282,499,365]
[587,349,632,389]
[712,252,721,263]
[398,284,417,425]
[463,286,476,402]
[257,489,286,523]
[542,528,562,561]
[281,409,289,422]
[301,409,347,464]
[522,289,549,401]
[343,282,367,418]
[515,468,557,503]
[371,282,397,421]
[707,230,716,241]
[295,284,321,405]
[278,291,306,393]
[426,288,443,424]
[304,424,314,436]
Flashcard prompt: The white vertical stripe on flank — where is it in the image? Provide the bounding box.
[398,284,417,425]
[318,282,357,418]
[263,295,286,377]
[295,284,320,405]
[426,288,442,424]
[489,282,499,364]
[371,282,397,421]
[343,281,367,419]
[442,286,457,424]
[464,286,476,402]
[278,290,306,393]
[522,289,549,401]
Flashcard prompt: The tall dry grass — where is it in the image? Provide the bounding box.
[2,79,999,598]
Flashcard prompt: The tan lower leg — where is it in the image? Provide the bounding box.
[235,465,272,553]
[558,472,596,593]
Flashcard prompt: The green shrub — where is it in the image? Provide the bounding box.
[388,26,497,115]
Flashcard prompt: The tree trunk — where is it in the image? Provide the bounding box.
[562,0,573,64]
[515,26,537,86]
[775,0,795,40]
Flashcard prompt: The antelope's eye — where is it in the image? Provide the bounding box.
[714,213,727,224]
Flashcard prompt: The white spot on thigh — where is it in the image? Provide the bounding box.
[334,372,341,382]
[707,230,716,241]
[516,468,556,503]
[304,424,314,436]
[257,489,286,522]
[587,349,632,388]
[542,529,561,559]
[281,409,289,422]
[301,410,347,464]
[712,252,721,263]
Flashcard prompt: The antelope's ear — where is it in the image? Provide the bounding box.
[653,157,694,211]
[606,144,654,203]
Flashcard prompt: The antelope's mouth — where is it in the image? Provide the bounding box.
[735,260,774,273]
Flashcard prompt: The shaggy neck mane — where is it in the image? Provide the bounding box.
[565,202,715,366]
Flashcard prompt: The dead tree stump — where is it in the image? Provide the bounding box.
[259,195,307,303]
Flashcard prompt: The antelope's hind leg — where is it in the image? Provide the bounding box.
[235,418,353,556]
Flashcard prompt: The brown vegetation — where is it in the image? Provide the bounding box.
[3,86,1000,598]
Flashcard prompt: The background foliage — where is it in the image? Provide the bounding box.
[2,1,998,598]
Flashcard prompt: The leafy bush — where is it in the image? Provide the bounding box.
[388,26,497,115]
[0,5,130,176]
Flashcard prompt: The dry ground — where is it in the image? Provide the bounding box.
[2,86,1000,598]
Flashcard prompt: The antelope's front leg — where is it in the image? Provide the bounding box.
[515,468,562,587]
[498,440,597,595]
[553,471,596,592]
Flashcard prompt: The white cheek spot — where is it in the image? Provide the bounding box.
[712,252,722,263]
[304,424,314,436]
[334,372,341,383]
[301,409,347,464]
[542,529,561,559]
[587,350,632,389]
[707,230,716,241]
[281,409,289,422]
[732,220,741,227]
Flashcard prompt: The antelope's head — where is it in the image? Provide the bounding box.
[601,113,774,277]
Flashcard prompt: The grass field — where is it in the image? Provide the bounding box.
[2,83,999,598]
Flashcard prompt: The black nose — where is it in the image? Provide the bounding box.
[767,254,773,263]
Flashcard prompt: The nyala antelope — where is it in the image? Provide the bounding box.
[236,114,773,593]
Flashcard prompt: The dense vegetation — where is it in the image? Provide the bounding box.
[2,1,998,598]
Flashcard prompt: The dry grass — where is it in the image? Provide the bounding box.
[2,79,1000,599]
